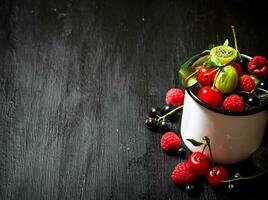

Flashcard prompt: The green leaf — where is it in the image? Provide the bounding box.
[203,60,217,68]
[208,44,215,50]
[223,39,229,46]
[192,54,210,67]
[185,76,198,87]
[252,147,268,170]
[250,75,261,86]
[186,139,204,147]
[179,52,209,87]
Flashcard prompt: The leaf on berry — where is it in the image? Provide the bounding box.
[203,60,217,68]
[223,39,229,46]
[185,76,198,88]
[252,147,268,170]
[208,44,215,50]
[192,54,210,67]
[186,139,204,147]
[179,52,209,88]
[250,75,260,86]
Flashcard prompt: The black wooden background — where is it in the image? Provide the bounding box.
[1,0,268,199]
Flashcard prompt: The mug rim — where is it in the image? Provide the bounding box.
[186,53,268,116]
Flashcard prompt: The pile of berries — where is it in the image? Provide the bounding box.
[145,28,268,196]
[145,87,267,196]
[180,26,268,112]
[193,55,268,112]
[170,137,229,193]
[145,88,232,196]
[160,131,229,195]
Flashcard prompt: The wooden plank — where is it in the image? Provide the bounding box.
[0,0,267,199]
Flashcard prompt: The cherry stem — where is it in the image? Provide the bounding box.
[157,105,183,122]
[198,143,207,161]
[204,67,220,77]
[221,169,268,183]
[257,87,268,94]
[184,70,198,82]
[203,136,214,168]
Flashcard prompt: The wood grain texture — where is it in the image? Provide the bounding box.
[0,0,268,199]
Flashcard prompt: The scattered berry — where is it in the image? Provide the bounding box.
[223,94,245,112]
[161,132,181,151]
[171,162,197,185]
[230,62,243,76]
[234,173,240,178]
[228,183,234,189]
[197,66,217,86]
[248,56,268,77]
[207,166,229,187]
[238,75,255,92]
[161,104,175,115]
[161,104,176,121]
[165,88,184,107]
[149,107,161,118]
[185,184,199,197]
[145,117,158,131]
[198,86,223,108]
[177,147,186,157]
[158,119,172,133]
[188,152,209,175]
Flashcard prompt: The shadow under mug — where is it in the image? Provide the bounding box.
[180,54,268,164]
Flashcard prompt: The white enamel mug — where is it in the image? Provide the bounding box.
[180,54,268,164]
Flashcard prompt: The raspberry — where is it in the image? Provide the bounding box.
[171,162,196,185]
[238,75,255,92]
[165,88,184,107]
[160,132,181,151]
[223,94,245,112]
[247,56,268,77]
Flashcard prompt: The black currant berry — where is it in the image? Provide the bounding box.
[161,104,175,115]
[148,107,161,118]
[246,96,260,107]
[177,147,186,157]
[259,77,268,90]
[162,104,176,121]
[185,184,199,197]
[236,57,248,69]
[158,119,172,133]
[145,117,158,131]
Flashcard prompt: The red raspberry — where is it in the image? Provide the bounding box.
[223,94,245,112]
[171,162,197,185]
[161,132,181,151]
[238,75,255,92]
[165,88,184,107]
[230,62,243,76]
[248,56,268,77]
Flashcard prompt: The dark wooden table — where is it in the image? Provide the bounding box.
[1,0,268,199]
